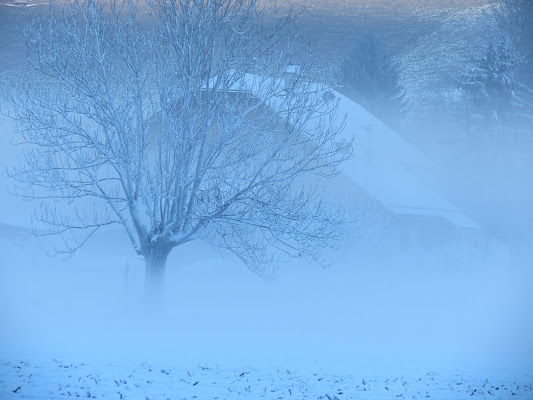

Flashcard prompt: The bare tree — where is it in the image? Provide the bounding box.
[6,0,351,295]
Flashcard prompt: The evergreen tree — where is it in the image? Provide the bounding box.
[458,39,532,136]
[491,0,533,86]
[340,32,403,121]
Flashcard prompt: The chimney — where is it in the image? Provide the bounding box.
[283,65,301,90]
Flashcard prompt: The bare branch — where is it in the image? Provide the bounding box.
[7,0,352,278]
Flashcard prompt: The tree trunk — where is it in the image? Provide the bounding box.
[144,248,169,300]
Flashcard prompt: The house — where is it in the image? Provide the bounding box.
[216,69,491,265]
[334,92,493,265]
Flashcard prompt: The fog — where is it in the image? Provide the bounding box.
[1,0,532,385]
[2,221,532,372]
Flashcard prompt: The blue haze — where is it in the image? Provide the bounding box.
[0,0,532,379]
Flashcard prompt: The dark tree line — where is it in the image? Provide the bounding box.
[457,0,533,137]
[339,32,403,123]
[458,40,532,136]
[491,0,533,85]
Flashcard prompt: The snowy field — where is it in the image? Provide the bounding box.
[1,224,532,400]
[1,358,532,399]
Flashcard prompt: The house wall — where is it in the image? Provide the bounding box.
[343,186,493,269]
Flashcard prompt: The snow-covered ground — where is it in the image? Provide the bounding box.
[1,223,532,399]
[1,358,531,399]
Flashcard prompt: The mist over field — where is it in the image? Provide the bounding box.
[0,0,532,398]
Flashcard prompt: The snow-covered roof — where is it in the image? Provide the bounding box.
[206,71,480,230]
[333,92,480,230]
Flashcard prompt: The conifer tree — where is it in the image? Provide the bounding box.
[340,32,403,121]
[458,39,532,136]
